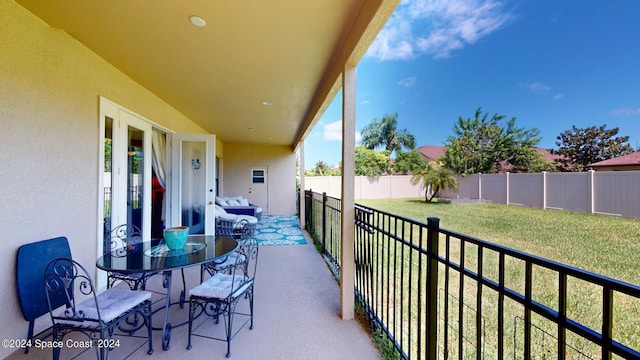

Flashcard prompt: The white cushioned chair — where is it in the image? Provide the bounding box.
[202,218,256,282]
[187,237,259,358]
[44,258,153,359]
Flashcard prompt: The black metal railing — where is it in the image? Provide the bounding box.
[305,190,341,277]
[304,190,640,360]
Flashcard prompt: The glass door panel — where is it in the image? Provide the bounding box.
[171,134,216,236]
[127,126,145,232]
[98,98,153,287]
[103,116,113,256]
[180,141,207,234]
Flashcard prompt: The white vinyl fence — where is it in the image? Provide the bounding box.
[306,170,640,219]
[305,175,423,200]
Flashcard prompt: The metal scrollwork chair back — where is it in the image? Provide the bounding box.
[106,224,159,290]
[44,257,153,360]
[201,219,256,281]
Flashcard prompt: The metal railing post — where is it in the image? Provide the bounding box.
[322,192,327,250]
[426,217,440,360]
[305,190,312,230]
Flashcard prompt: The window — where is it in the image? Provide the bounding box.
[252,169,265,184]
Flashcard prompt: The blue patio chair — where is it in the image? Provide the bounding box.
[44,257,153,360]
[187,236,259,358]
[15,236,71,354]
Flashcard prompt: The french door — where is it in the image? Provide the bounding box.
[99,99,154,290]
[99,98,216,286]
[100,99,152,251]
[170,134,216,235]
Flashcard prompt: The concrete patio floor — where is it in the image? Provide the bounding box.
[8,230,379,360]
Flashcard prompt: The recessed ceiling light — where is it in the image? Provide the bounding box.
[189,16,206,27]
[248,128,255,131]
[262,101,273,106]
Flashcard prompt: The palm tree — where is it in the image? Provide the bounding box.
[361,113,416,155]
[410,163,459,202]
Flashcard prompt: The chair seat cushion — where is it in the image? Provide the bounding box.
[190,273,252,299]
[56,288,151,325]
[237,215,258,224]
[209,252,246,270]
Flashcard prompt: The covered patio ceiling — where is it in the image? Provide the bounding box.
[17,0,398,149]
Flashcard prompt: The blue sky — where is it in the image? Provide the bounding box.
[303,0,640,168]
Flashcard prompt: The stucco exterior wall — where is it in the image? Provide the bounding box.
[222,143,297,215]
[0,2,208,354]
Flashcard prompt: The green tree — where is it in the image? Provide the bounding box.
[104,139,112,172]
[354,146,391,177]
[552,124,634,171]
[361,113,416,156]
[410,163,458,202]
[393,149,427,174]
[305,160,340,176]
[442,108,543,175]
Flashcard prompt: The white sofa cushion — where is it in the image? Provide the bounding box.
[215,205,238,221]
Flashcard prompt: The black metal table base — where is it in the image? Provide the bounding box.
[151,269,187,351]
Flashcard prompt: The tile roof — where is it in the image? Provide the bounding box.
[416,145,445,160]
[417,145,561,163]
[589,151,640,167]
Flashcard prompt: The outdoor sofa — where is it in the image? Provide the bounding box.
[215,196,262,219]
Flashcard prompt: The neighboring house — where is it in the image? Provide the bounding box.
[0,1,399,355]
[416,145,446,163]
[589,151,640,171]
[535,147,564,164]
[417,145,562,172]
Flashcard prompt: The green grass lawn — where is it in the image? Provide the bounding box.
[356,198,640,358]
[358,198,640,286]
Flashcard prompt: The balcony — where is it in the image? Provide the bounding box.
[8,233,379,359]
[11,193,640,359]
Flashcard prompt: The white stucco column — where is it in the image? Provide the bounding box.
[340,66,356,320]
[299,141,306,229]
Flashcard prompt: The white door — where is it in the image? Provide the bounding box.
[99,99,153,287]
[115,110,153,239]
[248,166,268,213]
[170,134,216,235]
[100,100,152,251]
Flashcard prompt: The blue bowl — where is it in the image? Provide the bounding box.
[163,226,189,250]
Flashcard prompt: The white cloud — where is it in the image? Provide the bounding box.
[398,77,417,87]
[366,0,514,60]
[519,82,550,94]
[611,107,640,116]
[323,120,362,142]
[552,93,565,100]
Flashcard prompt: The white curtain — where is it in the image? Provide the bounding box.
[151,130,166,189]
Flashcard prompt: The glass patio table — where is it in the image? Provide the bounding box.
[96,234,238,351]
